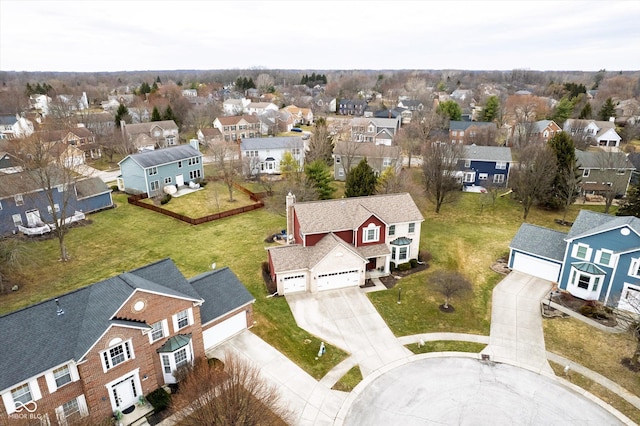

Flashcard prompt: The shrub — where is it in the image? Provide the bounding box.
[261,261,270,274]
[110,185,119,192]
[398,263,412,271]
[146,387,170,411]
[390,262,396,271]
[419,250,433,264]
[160,194,172,205]
[410,259,418,268]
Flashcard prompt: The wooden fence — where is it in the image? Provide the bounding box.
[127,182,264,225]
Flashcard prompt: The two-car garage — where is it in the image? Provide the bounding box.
[510,252,562,283]
[202,310,249,349]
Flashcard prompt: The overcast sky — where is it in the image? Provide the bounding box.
[1,0,639,73]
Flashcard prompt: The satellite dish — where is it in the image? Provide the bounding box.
[211,263,216,270]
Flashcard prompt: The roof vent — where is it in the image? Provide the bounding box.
[55,298,64,316]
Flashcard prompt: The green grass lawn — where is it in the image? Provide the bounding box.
[331,366,363,392]
[406,341,487,354]
[140,182,257,217]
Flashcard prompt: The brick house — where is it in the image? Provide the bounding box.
[0,259,254,424]
[267,193,424,295]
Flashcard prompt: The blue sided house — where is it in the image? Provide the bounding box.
[118,141,203,196]
[456,144,512,188]
[0,171,113,237]
[509,210,640,312]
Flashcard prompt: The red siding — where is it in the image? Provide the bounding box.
[334,230,354,245]
[305,232,327,246]
[357,215,386,247]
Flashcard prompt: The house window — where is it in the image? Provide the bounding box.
[14,194,23,206]
[175,309,190,330]
[175,348,188,369]
[162,355,171,374]
[595,250,613,267]
[577,274,590,289]
[12,214,22,227]
[617,169,626,175]
[47,204,61,214]
[363,223,380,243]
[399,246,408,261]
[189,170,202,180]
[408,223,415,233]
[62,398,80,418]
[464,172,475,183]
[164,177,172,184]
[571,243,592,261]
[150,180,159,191]
[53,365,72,388]
[11,383,32,406]
[464,160,471,168]
[335,156,341,164]
[383,158,392,167]
[496,162,507,170]
[629,259,640,278]
[102,341,132,370]
[620,283,640,311]
[338,169,344,177]
[583,169,590,177]
[493,174,505,184]
[178,161,182,168]
[0,201,2,210]
[478,173,488,180]
[150,321,165,342]
[148,167,158,176]
[389,225,396,236]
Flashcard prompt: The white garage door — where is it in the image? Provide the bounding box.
[283,274,306,294]
[511,252,561,282]
[317,269,360,291]
[202,311,247,350]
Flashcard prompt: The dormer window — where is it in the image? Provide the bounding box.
[363,223,380,243]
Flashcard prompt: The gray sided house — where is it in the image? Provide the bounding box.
[575,150,635,197]
[118,143,203,196]
[240,136,304,175]
[333,141,401,181]
[0,172,113,237]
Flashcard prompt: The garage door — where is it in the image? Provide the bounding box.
[283,274,306,294]
[511,252,561,282]
[202,311,247,350]
[317,269,360,291]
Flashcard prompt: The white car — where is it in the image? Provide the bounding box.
[463,185,487,193]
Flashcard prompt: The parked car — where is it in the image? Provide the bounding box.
[291,127,302,132]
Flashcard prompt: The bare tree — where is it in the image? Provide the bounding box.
[0,237,27,294]
[208,141,241,202]
[256,73,275,92]
[8,133,88,261]
[430,270,472,310]
[377,166,406,194]
[170,353,291,426]
[556,167,582,223]
[510,144,557,220]
[305,117,334,165]
[421,142,462,213]
[595,150,633,214]
[397,108,437,167]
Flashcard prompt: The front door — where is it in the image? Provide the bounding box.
[112,376,138,411]
[175,174,184,187]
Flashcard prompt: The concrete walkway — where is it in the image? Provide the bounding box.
[481,271,553,374]
[75,163,120,183]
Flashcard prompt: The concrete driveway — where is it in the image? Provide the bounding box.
[286,287,411,377]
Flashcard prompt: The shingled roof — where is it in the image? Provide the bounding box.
[566,210,640,241]
[121,144,201,169]
[510,223,567,262]
[0,259,211,392]
[293,193,424,235]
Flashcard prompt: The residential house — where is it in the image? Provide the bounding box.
[81,113,116,137]
[282,105,314,125]
[450,89,474,102]
[338,99,367,116]
[213,115,261,142]
[0,171,113,237]
[222,98,251,115]
[509,210,640,313]
[0,115,18,139]
[350,117,401,146]
[182,89,198,98]
[396,100,424,112]
[240,136,304,175]
[245,102,278,116]
[55,92,89,111]
[313,96,336,114]
[0,114,35,139]
[121,120,179,152]
[0,258,255,424]
[117,142,203,196]
[49,143,86,168]
[531,120,561,143]
[267,193,424,294]
[333,141,401,181]
[449,121,498,145]
[0,151,20,173]
[564,119,622,148]
[196,128,223,147]
[455,144,512,188]
[575,149,634,197]
[29,94,51,116]
[36,127,102,160]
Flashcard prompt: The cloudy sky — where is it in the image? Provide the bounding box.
[1,0,639,72]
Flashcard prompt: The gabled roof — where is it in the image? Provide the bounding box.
[566,210,640,241]
[461,145,512,162]
[189,267,255,325]
[215,115,259,125]
[510,223,567,262]
[240,136,303,151]
[293,193,423,235]
[333,141,400,158]
[120,144,201,169]
[531,120,559,132]
[0,258,205,392]
[199,128,222,138]
[123,120,178,136]
[449,121,496,131]
[574,150,634,170]
[75,177,112,199]
[0,168,66,198]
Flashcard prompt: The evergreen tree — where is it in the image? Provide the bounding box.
[163,105,176,122]
[617,185,640,217]
[156,75,162,83]
[247,78,256,89]
[345,158,377,197]
[436,100,462,121]
[114,103,129,128]
[544,131,580,210]
[151,82,158,92]
[552,97,574,127]
[481,96,500,122]
[598,98,617,121]
[151,106,162,122]
[305,160,334,199]
[139,82,151,94]
[579,102,592,119]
